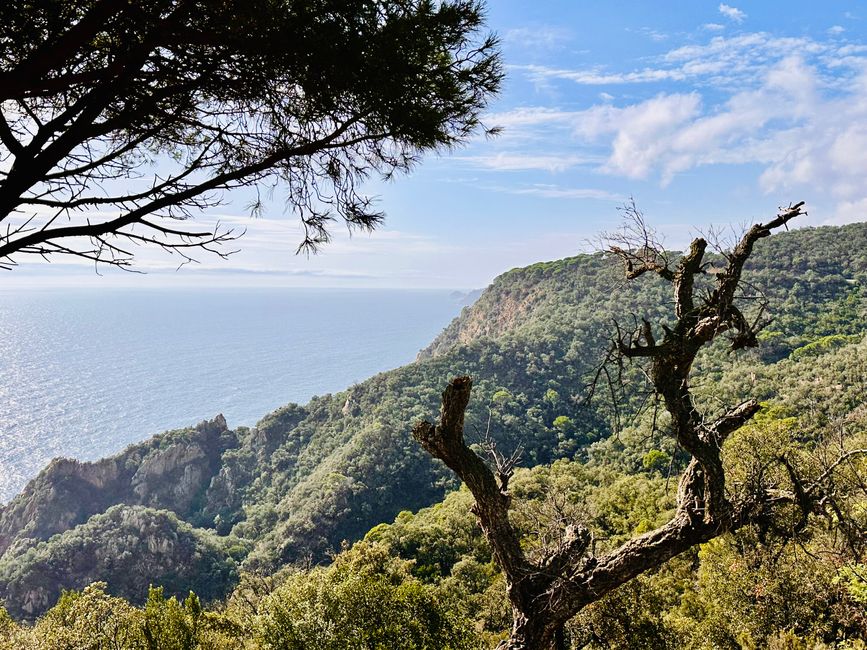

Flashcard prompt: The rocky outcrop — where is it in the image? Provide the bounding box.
[130,415,230,513]
[418,265,557,359]
[0,504,238,620]
[0,415,236,557]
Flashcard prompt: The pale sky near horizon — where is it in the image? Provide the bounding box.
[7,1,867,290]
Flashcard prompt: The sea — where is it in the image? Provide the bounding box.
[0,288,461,503]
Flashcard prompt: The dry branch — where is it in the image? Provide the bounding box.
[410,202,866,650]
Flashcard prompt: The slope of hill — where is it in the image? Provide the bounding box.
[1,222,865,616]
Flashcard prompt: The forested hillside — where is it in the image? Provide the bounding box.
[1,223,866,647]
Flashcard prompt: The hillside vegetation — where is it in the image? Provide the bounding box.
[0,223,866,648]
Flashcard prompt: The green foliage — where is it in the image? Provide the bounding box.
[0,505,238,620]
[666,532,867,648]
[368,489,487,580]
[837,564,867,605]
[142,587,204,650]
[31,582,143,650]
[789,334,863,361]
[0,606,15,638]
[251,542,481,649]
[568,555,696,649]
[642,449,670,473]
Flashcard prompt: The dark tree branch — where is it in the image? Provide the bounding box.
[0,0,131,100]
[806,448,867,493]
[0,0,503,270]
[0,114,25,158]
[709,400,762,440]
[0,115,372,263]
[410,201,861,650]
[413,377,527,580]
[539,524,591,577]
[673,237,706,319]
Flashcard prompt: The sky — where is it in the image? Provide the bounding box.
[8,1,867,290]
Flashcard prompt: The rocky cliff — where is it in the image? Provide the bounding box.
[0,415,235,557]
[0,504,238,620]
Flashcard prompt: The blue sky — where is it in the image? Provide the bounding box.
[9,1,867,289]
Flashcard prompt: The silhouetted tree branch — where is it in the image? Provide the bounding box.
[0,0,502,270]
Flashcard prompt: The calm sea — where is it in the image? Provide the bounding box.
[0,288,460,502]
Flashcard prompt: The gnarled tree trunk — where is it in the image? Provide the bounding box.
[412,203,863,649]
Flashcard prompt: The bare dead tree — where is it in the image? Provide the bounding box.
[478,406,525,497]
[604,198,671,282]
[414,201,867,649]
[0,0,501,271]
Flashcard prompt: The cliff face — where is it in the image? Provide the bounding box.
[0,504,238,620]
[0,415,235,557]
[419,269,551,359]
[417,253,635,361]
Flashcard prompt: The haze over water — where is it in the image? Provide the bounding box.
[0,288,460,502]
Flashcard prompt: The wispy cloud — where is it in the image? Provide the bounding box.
[512,32,859,91]
[485,106,583,128]
[504,26,571,50]
[629,27,669,42]
[718,4,746,23]
[485,184,626,201]
[514,63,685,86]
[455,153,594,172]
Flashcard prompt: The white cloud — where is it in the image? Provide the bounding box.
[455,152,594,172]
[702,23,725,32]
[630,27,668,42]
[572,93,703,180]
[513,33,857,92]
[514,63,685,86]
[488,184,625,201]
[661,33,830,86]
[827,197,867,224]
[718,4,746,23]
[569,56,817,182]
[828,25,846,35]
[505,26,571,49]
[485,106,581,128]
[522,47,867,221]
[464,28,867,237]
[488,31,867,211]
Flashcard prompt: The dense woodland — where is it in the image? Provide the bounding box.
[1,222,866,647]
